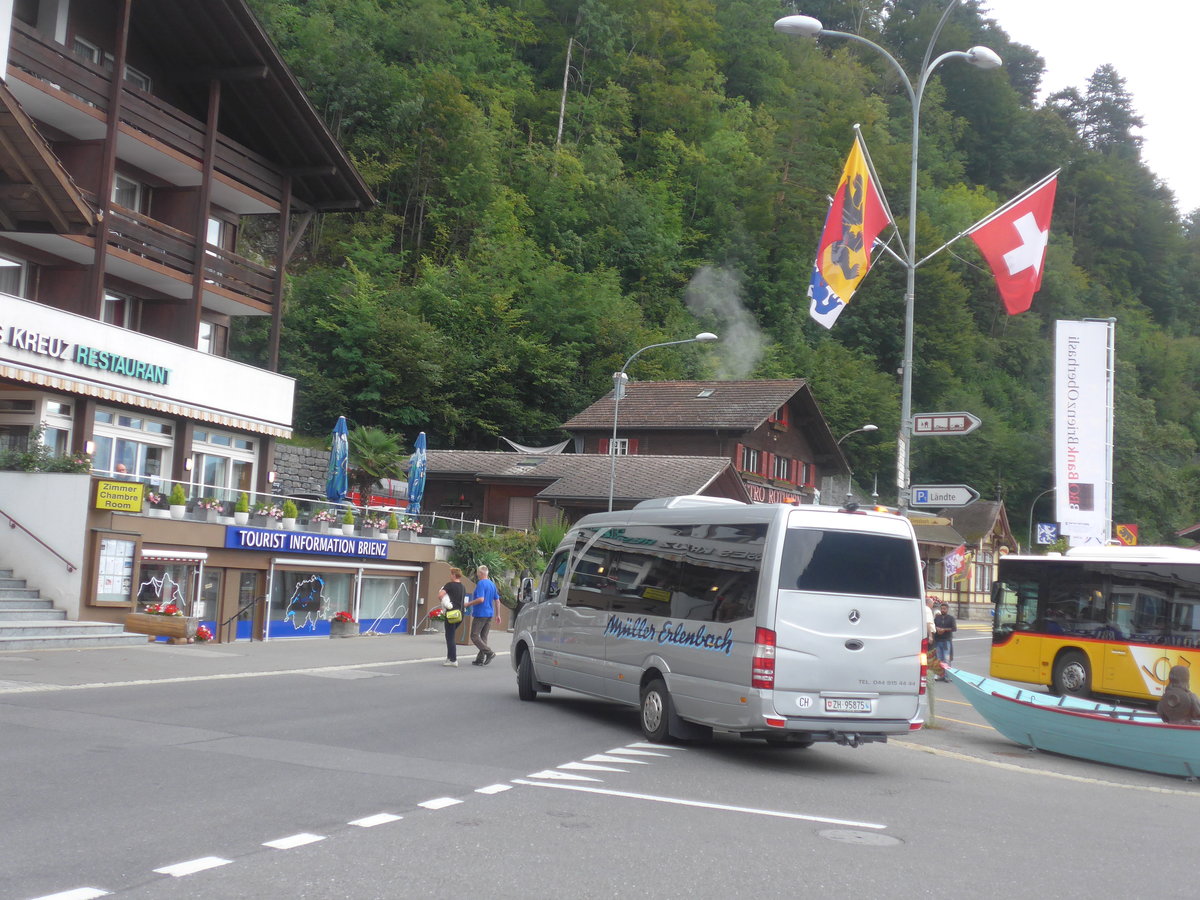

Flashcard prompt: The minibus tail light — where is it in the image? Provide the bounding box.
[752,627,776,689]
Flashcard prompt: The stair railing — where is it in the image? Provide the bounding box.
[0,506,78,573]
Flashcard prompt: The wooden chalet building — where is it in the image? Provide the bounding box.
[562,379,850,505]
[1,0,372,487]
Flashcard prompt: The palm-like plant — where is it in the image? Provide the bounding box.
[347,425,406,509]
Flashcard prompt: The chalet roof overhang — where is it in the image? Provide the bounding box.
[130,0,373,212]
[0,82,95,234]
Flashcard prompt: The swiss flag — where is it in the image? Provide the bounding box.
[968,173,1058,315]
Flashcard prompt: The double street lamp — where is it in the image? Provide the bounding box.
[774,3,1001,509]
[607,332,719,511]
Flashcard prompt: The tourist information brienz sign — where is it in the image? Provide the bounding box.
[910,484,980,508]
[912,411,982,436]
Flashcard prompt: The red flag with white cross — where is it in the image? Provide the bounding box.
[968,172,1058,315]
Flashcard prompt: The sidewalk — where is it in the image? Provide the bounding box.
[0,631,475,694]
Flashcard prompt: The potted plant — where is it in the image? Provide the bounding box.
[398,517,424,540]
[341,507,356,536]
[254,501,283,527]
[168,483,188,519]
[386,512,400,539]
[329,610,358,638]
[124,601,199,643]
[281,499,299,530]
[310,508,336,533]
[198,496,222,522]
[234,492,250,525]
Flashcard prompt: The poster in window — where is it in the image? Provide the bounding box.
[95,538,136,604]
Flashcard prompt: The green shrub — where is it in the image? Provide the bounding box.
[387,512,400,530]
[282,499,298,519]
[342,507,355,525]
[169,483,187,506]
[235,493,250,513]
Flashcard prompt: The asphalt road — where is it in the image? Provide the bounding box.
[2,627,1198,899]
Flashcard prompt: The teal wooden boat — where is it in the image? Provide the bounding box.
[943,667,1200,778]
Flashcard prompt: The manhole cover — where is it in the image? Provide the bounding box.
[818,829,901,847]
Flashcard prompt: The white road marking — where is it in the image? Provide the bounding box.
[419,797,463,810]
[28,890,110,900]
[604,747,670,757]
[526,770,602,782]
[559,761,627,772]
[511,780,886,829]
[891,739,1200,797]
[263,833,325,850]
[585,753,649,765]
[0,656,449,695]
[475,784,512,794]
[628,742,683,750]
[349,813,402,828]
[153,857,232,877]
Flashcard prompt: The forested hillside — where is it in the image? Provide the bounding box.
[239,0,1200,543]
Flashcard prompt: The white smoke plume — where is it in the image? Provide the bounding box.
[684,266,765,379]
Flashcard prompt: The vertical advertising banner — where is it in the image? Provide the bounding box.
[1054,320,1114,546]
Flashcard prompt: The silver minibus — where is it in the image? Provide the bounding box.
[510,496,928,746]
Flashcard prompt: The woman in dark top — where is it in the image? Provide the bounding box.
[438,567,466,666]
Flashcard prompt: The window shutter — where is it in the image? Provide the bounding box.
[736,443,744,470]
[628,438,639,455]
[599,438,609,454]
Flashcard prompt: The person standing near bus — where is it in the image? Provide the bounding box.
[466,564,499,666]
[933,603,956,681]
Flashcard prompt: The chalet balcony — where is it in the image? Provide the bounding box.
[7,21,284,209]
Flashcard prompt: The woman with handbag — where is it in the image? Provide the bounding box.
[438,567,466,666]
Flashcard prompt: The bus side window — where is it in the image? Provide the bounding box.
[542,549,571,602]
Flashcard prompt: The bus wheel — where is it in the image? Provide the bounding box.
[517,651,540,702]
[640,678,672,742]
[1052,651,1091,697]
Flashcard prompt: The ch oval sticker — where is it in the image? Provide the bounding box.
[796,695,814,709]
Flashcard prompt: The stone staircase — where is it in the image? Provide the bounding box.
[0,569,145,650]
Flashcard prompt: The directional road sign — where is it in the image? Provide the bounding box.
[910,484,980,508]
[912,411,982,436]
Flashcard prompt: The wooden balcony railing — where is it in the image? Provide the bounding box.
[9,22,283,201]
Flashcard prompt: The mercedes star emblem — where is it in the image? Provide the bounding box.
[848,609,861,623]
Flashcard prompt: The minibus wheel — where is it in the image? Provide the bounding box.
[640,678,672,742]
[517,650,539,702]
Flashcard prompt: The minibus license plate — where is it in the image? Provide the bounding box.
[825,698,872,713]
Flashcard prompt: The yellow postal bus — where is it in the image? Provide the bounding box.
[991,546,1200,701]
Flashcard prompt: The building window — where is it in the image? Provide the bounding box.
[71,36,152,91]
[974,550,994,594]
[608,438,630,455]
[198,320,228,356]
[0,254,28,298]
[92,408,173,483]
[800,461,813,486]
[773,455,791,481]
[741,446,760,474]
[112,174,148,213]
[768,405,789,428]
[124,64,151,92]
[101,292,138,329]
[191,428,256,499]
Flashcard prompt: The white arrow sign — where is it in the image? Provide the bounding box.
[910,484,980,508]
[912,411,981,436]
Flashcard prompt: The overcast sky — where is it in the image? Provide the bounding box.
[983,1,1198,215]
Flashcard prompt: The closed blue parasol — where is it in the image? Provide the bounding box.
[325,416,349,502]
[406,431,427,516]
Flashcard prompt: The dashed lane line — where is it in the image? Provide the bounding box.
[152,857,232,877]
[263,833,325,850]
[28,890,110,900]
[418,796,463,810]
[475,784,512,795]
[349,813,402,828]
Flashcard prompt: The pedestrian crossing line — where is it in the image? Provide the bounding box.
[348,813,402,828]
[264,833,325,850]
[526,769,603,782]
[605,747,671,757]
[585,753,651,764]
[27,889,110,900]
[628,741,684,750]
[558,761,628,772]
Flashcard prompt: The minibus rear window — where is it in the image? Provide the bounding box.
[780,528,921,600]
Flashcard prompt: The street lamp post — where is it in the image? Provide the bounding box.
[607,332,719,511]
[774,3,1001,510]
[1026,487,1055,553]
[835,424,878,501]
